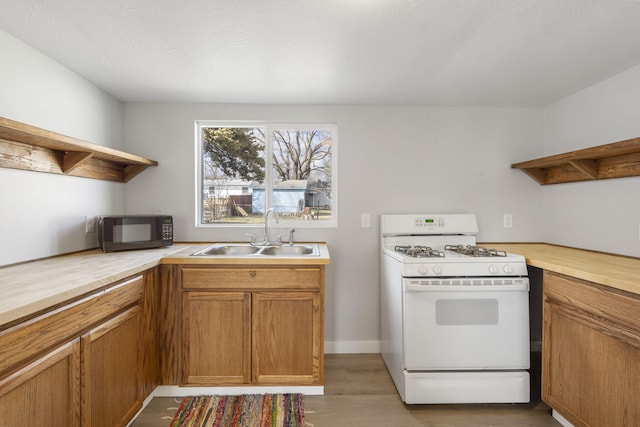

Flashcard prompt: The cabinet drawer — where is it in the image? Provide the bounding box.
[182,267,322,290]
[544,271,640,335]
[0,275,143,376]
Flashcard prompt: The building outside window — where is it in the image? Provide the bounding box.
[196,121,337,227]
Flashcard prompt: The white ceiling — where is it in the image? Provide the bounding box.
[3,0,640,106]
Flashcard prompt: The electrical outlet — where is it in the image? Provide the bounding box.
[503,214,513,228]
[361,213,371,228]
[85,215,96,233]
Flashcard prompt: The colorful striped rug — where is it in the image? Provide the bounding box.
[169,394,305,427]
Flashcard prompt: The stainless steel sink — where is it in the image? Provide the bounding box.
[191,243,319,257]
[193,245,261,256]
[259,245,317,256]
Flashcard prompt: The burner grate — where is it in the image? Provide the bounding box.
[444,245,507,257]
[395,245,445,258]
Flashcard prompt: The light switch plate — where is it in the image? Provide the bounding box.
[361,213,371,228]
[85,215,96,233]
[503,214,512,228]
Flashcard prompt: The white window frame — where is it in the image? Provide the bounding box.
[195,120,338,228]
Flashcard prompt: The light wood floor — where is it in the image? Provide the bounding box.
[131,354,561,427]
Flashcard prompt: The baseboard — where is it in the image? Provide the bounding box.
[153,385,325,397]
[127,393,156,427]
[324,340,381,353]
[552,410,575,427]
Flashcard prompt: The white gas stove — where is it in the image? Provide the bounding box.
[380,213,530,404]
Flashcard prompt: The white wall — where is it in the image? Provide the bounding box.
[543,64,640,257]
[123,103,544,352]
[0,29,125,266]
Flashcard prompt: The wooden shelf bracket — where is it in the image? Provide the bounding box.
[62,151,94,174]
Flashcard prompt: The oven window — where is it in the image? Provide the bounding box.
[435,299,499,325]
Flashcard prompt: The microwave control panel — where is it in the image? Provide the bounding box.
[162,222,173,241]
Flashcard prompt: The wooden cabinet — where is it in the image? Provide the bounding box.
[0,272,150,427]
[182,291,251,384]
[0,339,81,427]
[542,271,640,427]
[252,291,322,385]
[81,306,143,427]
[181,266,324,386]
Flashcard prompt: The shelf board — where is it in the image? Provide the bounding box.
[0,116,157,182]
[512,137,640,185]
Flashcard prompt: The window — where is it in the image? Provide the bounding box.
[196,121,337,227]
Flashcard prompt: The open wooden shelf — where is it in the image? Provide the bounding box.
[0,116,157,182]
[512,137,640,185]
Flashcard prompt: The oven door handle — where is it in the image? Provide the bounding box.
[405,283,529,292]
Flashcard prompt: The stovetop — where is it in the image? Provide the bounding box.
[395,244,508,258]
[383,242,528,277]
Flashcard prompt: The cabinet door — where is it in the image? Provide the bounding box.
[81,305,143,427]
[182,291,251,385]
[543,272,640,427]
[0,339,80,427]
[252,291,323,385]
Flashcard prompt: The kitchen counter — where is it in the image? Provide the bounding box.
[483,243,640,295]
[0,244,196,326]
[0,242,330,327]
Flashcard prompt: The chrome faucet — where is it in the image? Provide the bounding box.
[262,208,280,246]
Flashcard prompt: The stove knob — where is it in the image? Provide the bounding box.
[488,264,498,274]
[503,264,513,274]
[433,264,443,275]
[418,264,429,275]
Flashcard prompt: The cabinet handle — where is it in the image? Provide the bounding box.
[249,270,257,278]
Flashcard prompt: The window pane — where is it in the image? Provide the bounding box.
[197,122,336,227]
[201,127,266,224]
[271,129,333,222]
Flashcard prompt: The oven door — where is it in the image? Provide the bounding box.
[403,278,530,371]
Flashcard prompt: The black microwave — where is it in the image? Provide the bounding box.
[98,215,173,252]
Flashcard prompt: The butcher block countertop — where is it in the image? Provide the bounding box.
[0,243,330,327]
[483,243,640,296]
[0,244,195,327]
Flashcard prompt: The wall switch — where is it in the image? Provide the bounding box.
[503,214,513,228]
[85,215,96,233]
[361,213,371,228]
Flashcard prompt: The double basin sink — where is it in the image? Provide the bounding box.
[191,243,319,257]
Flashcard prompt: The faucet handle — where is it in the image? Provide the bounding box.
[245,233,257,245]
[288,228,295,246]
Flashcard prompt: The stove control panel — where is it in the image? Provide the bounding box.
[402,261,528,277]
[381,214,479,236]
[414,217,446,229]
